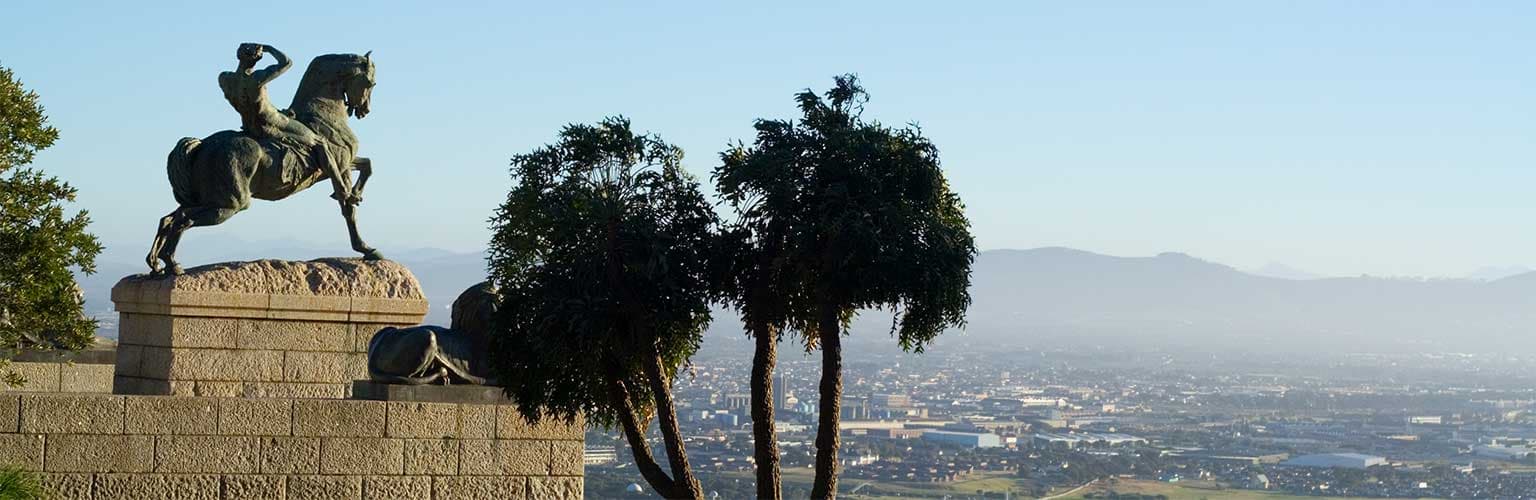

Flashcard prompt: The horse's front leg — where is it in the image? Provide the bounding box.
[349,157,372,204]
[340,202,383,261]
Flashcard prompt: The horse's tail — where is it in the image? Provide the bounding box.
[166,137,201,206]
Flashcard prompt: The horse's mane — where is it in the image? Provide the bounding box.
[305,54,370,77]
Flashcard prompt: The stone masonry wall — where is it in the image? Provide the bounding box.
[0,393,583,500]
[111,313,412,399]
[110,259,428,399]
[1,362,113,394]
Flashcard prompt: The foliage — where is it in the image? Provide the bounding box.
[0,64,101,386]
[0,465,45,500]
[486,115,716,425]
[716,74,975,351]
[715,74,976,497]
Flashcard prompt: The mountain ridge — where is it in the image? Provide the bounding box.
[78,244,1536,354]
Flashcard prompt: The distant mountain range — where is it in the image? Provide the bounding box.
[79,243,1536,353]
[964,248,1536,353]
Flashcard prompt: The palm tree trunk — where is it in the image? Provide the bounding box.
[608,377,681,497]
[749,322,782,500]
[810,307,843,499]
[645,352,705,500]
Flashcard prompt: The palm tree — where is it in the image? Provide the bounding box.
[488,117,716,500]
[716,76,975,499]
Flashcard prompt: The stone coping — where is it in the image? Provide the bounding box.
[111,259,427,323]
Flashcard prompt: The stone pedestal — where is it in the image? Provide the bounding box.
[110,259,428,399]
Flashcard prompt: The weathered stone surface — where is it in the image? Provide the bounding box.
[243,381,346,399]
[117,259,422,302]
[116,342,146,377]
[346,352,369,380]
[460,439,549,476]
[222,474,286,500]
[320,437,404,475]
[118,312,173,346]
[141,348,284,382]
[433,476,527,500]
[4,362,60,392]
[294,399,386,437]
[0,434,44,469]
[93,474,222,500]
[20,394,125,434]
[287,475,363,500]
[458,440,497,476]
[530,476,584,500]
[550,440,584,476]
[285,351,349,383]
[41,473,92,499]
[363,475,431,500]
[387,401,459,439]
[44,434,154,472]
[113,375,173,395]
[496,405,583,440]
[261,437,321,474]
[244,319,350,351]
[126,396,218,434]
[404,438,459,475]
[459,404,496,439]
[0,394,16,432]
[220,398,293,436]
[497,440,553,475]
[127,316,243,348]
[59,362,115,393]
[156,435,263,473]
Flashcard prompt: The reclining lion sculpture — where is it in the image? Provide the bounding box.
[367,281,498,385]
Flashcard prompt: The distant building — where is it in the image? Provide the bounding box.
[1474,445,1535,461]
[725,393,751,410]
[1281,453,1386,469]
[869,428,926,439]
[1408,415,1443,425]
[922,430,1001,448]
[841,397,871,420]
[775,372,788,410]
[584,447,618,465]
[1033,432,1146,448]
[872,393,911,408]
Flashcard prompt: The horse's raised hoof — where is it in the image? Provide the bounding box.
[361,249,385,261]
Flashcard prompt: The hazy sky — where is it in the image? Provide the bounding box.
[3,1,1533,278]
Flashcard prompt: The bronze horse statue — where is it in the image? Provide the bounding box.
[147,52,380,274]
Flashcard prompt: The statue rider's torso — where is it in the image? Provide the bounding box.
[219,71,288,140]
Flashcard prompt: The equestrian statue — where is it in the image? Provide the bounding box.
[147,43,380,274]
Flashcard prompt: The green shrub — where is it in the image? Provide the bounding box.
[0,465,45,500]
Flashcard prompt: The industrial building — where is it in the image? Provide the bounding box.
[1281,453,1387,469]
[922,430,1002,448]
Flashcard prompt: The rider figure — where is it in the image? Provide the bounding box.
[220,43,355,204]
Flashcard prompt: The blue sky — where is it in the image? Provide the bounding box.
[3,1,1533,277]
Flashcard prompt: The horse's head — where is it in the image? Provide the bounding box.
[345,51,376,119]
[294,52,377,119]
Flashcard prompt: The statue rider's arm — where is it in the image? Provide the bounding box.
[252,44,293,85]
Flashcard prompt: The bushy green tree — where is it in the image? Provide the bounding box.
[0,64,101,386]
[716,75,975,498]
[487,117,715,500]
